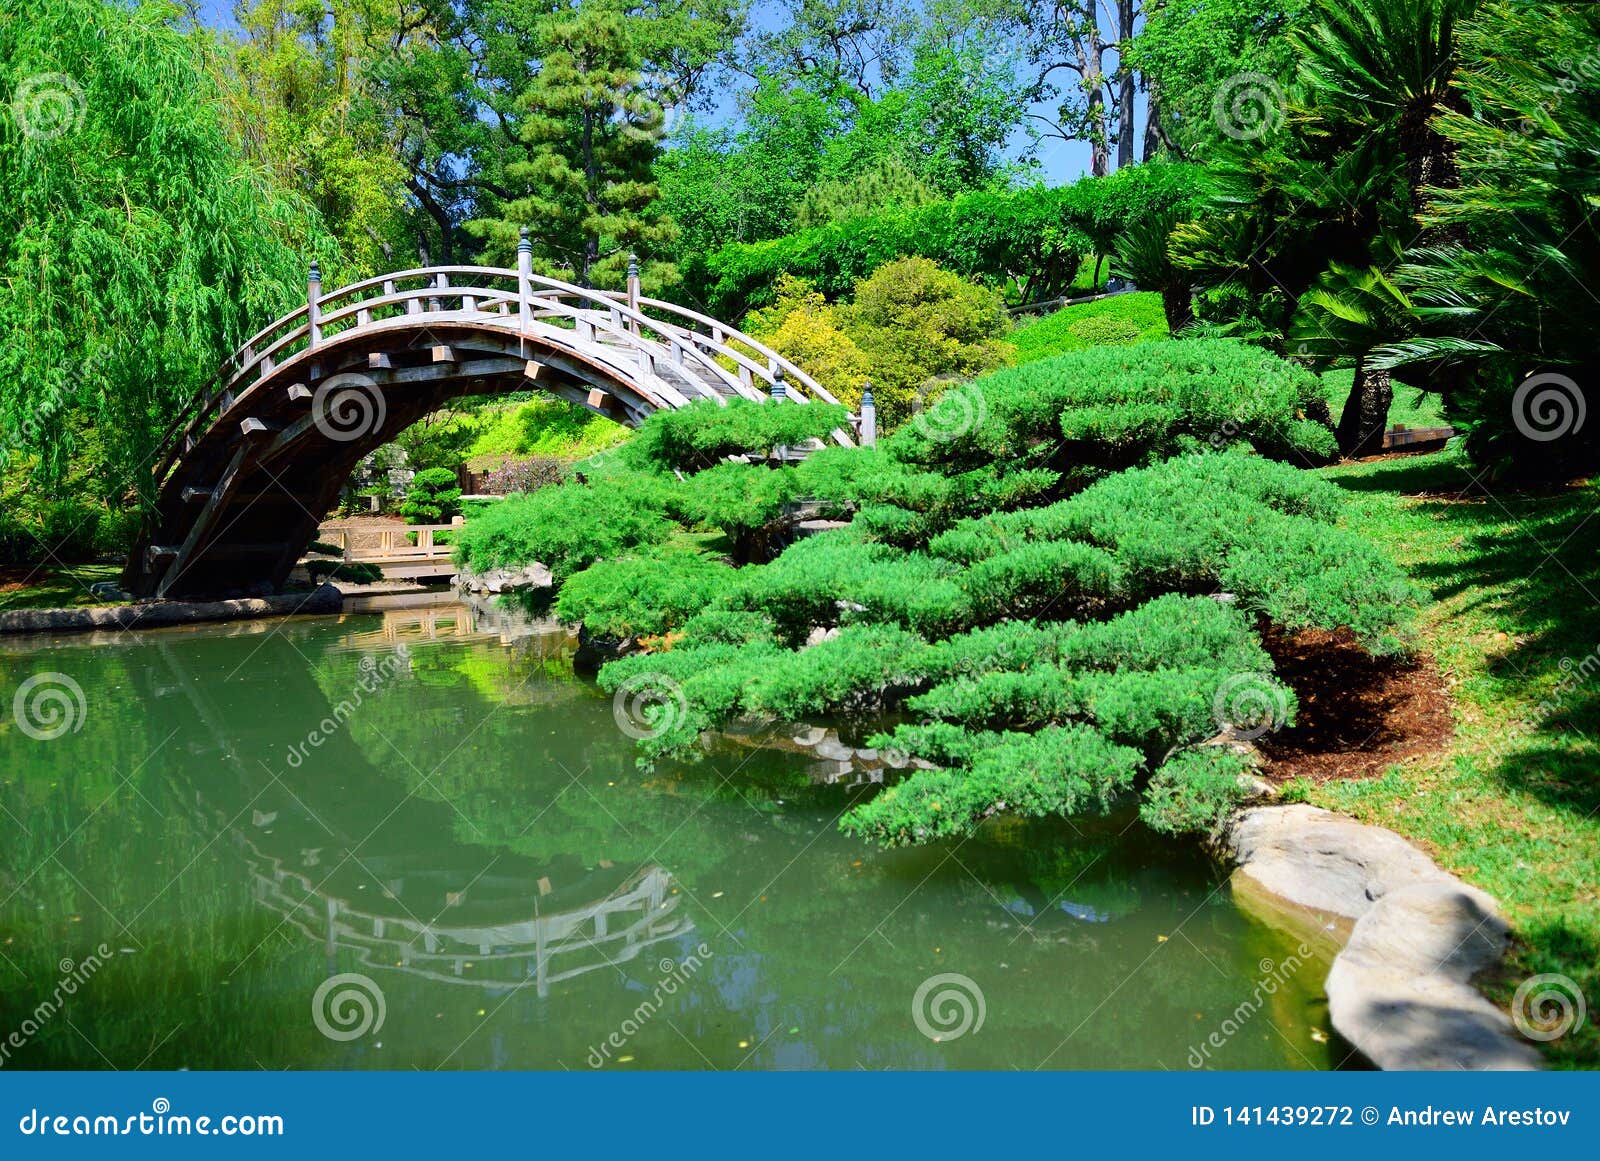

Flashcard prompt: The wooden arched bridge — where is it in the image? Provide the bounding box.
[124,237,856,599]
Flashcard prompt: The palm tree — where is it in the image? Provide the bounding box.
[1279,0,1477,454]
[1293,0,1476,230]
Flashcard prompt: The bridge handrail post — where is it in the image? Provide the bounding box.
[517,228,533,344]
[307,261,322,349]
[626,252,641,337]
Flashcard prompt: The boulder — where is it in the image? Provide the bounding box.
[1227,804,1448,920]
[1326,880,1540,1070]
[1224,803,1542,1070]
[454,561,553,596]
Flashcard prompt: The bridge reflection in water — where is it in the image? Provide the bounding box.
[247,851,688,997]
[150,613,693,1000]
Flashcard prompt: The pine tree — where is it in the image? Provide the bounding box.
[495,8,674,286]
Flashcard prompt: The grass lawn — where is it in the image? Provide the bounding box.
[1316,447,1599,1067]
[1005,291,1169,365]
[0,563,123,611]
[1320,369,1447,430]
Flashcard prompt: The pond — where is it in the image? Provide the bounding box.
[0,600,1335,1070]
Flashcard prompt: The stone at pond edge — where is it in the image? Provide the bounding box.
[1326,879,1540,1070]
[1223,804,1541,1071]
[454,562,554,595]
[0,583,343,636]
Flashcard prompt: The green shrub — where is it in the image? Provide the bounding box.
[688,162,1206,317]
[1138,747,1257,836]
[554,553,736,639]
[839,724,1145,846]
[452,473,674,583]
[623,397,849,473]
[399,467,462,524]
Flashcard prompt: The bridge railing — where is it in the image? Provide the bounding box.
[150,265,851,489]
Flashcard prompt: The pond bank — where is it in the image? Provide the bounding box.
[1225,803,1540,1070]
[0,583,342,635]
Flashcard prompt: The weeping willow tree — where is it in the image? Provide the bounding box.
[0,0,332,519]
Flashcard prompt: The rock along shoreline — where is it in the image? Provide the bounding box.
[1222,803,1542,1070]
[0,584,344,636]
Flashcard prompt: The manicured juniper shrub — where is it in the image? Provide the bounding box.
[455,331,1412,846]
[668,463,803,562]
[884,337,1339,475]
[622,396,849,473]
[553,553,736,640]
[452,473,675,583]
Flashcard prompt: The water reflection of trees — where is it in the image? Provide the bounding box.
[0,616,1334,1069]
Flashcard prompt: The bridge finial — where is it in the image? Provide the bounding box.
[517,227,531,255]
[308,260,321,286]
[770,367,786,403]
[628,252,639,280]
[859,379,877,447]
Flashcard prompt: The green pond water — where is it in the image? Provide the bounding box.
[0,602,1335,1070]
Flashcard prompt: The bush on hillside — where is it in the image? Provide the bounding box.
[688,162,1206,317]
[1006,293,1170,365]
[399,468,462,524]
[840,258,1009,428]
[747,261,1009,431]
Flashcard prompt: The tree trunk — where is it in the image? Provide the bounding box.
[1336,358,1394,458]
[1143,83,1162,161]
[1078,11,1109,177]
[1115,0,1136,169]
[1160,282,1192,332]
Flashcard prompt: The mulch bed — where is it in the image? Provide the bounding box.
[1256,626,1454,783]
